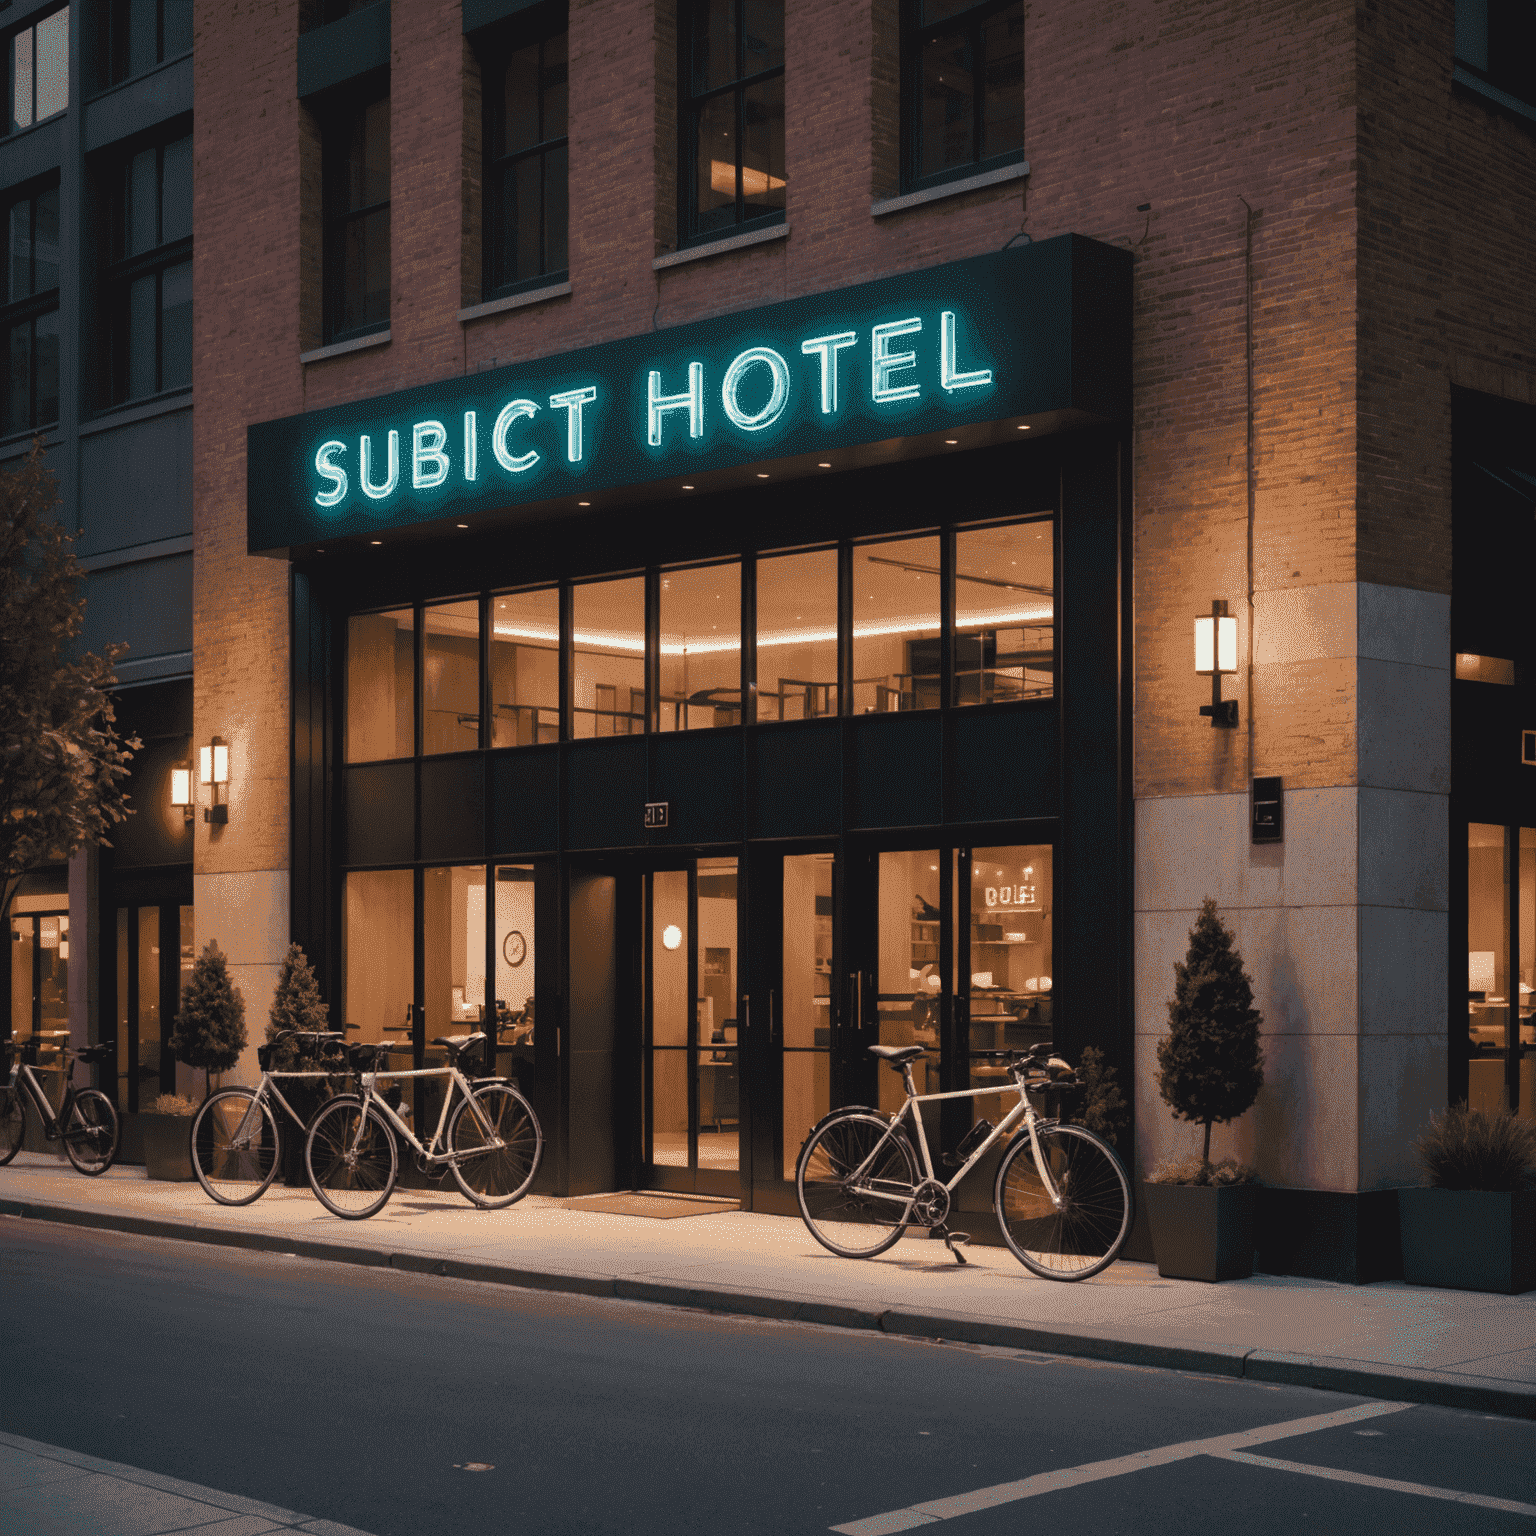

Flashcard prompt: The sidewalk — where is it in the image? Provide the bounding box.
[4,1151,1533,1420]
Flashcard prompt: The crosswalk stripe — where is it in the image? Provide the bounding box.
[1218,1450,1536,1516]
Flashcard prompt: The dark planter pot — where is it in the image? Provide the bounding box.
[1399,1187,1536,1295]
[1144,1181,1259,1282]
[141,1113,196,1181]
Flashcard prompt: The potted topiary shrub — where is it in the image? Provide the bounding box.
[265,944,335,1185]
[1399,1104,1536,1294]
[1144,898,1265,1281]
[165,940,246,1181]
[139,1093,199,1181]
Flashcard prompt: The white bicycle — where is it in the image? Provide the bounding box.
[795,1042,1132,1280]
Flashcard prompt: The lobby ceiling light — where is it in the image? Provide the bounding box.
[1195,600,1239,728]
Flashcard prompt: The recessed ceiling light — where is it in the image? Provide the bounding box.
[1017,424,1031,431]
[457,523,468,529]
[818,462,831,468]
[578,500,590,507]
[681,484,694,490]
[756,473,769,479]
[945,439,957,445]
[370,540,382,545]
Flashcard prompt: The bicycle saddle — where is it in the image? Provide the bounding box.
[431,1032,487,1057]
[347,1041,391,1070]
[72,1043,114,1064]
[868,1044,926,1064]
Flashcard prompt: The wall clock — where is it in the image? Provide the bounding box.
[503,930,526,967]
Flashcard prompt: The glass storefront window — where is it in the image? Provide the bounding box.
[346,607,414,762]
[781,852,832,1177]
[955,519,1054,705]
[659,561,741,731]
[696,857,738,1171]
[967,842,1052,1056]
[137,906,160,1100]
[344,866,414,1058]
[1468,822,1533,1118]
[650,868,689,1165]
[572,576,644,738]
[494,865,536,1090]
[491,588,559,747]
[852,534,940,714]
[757,547,838,721]
[423,599,481,756]
[876,849,944,1115]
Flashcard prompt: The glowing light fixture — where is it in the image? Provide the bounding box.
[170,763,193,823]
[1195,600,1238,727]
[662,924,683,952]
[200,737,231,823]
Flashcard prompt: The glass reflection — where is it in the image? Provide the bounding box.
[955,519,1054,705]
[573,576,645,738]
[852,535,941,713]
[423,600,480,755]
[491,588,559,747]
[659,562,741,731]
[757,548,838,721]
[347,608,414,762]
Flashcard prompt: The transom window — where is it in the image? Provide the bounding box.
[680,0,785,244]
[903,0,1024,191]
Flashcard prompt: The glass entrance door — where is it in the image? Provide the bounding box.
[641,857,741,1194]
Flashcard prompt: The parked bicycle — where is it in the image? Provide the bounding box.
[795,1042,1132,1280]
[189,1029,348,1205]
[0,1038,119,1175]
[304,1032,542,1220]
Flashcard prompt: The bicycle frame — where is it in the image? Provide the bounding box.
[6,1057,86,1136]
[225,1067,344,1147]
[349,1064,506,1165]
[845,1065,1065,1217]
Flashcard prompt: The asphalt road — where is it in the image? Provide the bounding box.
[3,1219,1533,1536]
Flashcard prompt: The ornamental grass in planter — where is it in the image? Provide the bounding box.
[1145,899,1265,1282]
[1399,1105,1536,1295]
[141,1093,198,1181]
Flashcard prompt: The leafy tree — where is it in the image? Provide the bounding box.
[170,940,247,1098]
[1156,897,1264,1170]
[1,444,137,926]
[266,944,331,1071]
[1070,1045,1129,1148]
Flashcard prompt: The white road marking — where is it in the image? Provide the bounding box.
[828,1399,1410,1534]
[1219,1451,1536,1516]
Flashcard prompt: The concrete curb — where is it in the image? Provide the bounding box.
[7,1194,1534,1421]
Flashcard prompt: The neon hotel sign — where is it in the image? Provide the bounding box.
[247,236,1130,553]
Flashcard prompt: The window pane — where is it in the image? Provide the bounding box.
[161,135,192,244]
[742,75,785,215]
[5,319,31,434]
[980,2,1024,160]
[424,864,487,1053]
[127,272,157,399]
[129,147,158,255]
[781,851,833,1178]
[1521,828,1535,1122]
[757,547,838,721]
[129,0,157,76]
[500,41,540,155]
[491,587,559,748]
[137,905,160,1098]
[8,198,30,301]
[162,0,193,58]
[954,519,1053,705]
[659,562,741,732]
[572,576,644,739]
[343,207,390,331]
[159,261,190,391]
[33,307,58,423]
[541,29,568,138]
[493,866,537,1090]
[852,535,941,713]
[921,31,974,177]
[877,850,942,1114]
[423,599,481,756]
[512,154,540,282]
[543,143,568,273]
[11,30,34,132]
[33,187,58,291]
[697,855,738,1171]
[742,0,783,75]
[694,91,736,233]
[346,608,414,762]
[344,869,413,1041]
[692,0,737,94]
[1468,824,1510,1113]
[921,0,977,22]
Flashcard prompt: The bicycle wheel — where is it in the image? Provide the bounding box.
[62,1089,120,1175]
[304,1098,398,1219]
[796,1111,918,1258]
[448,1084,542,1208]
[0,1086,25,1165]
[994,1123,1132,1280]
[192,1089,281,1206]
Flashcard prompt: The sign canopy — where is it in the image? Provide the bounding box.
[247,233,1130,555]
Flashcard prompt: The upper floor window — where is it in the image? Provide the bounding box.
[324,90,390,342]
[311,0,383,28]
[91,0,193,94]
[680,0,784,245]
[3,183,60,434]
[1455,0,1536,111]
[903,0,1023,192]
[484,15,568,299]
[100,132,192,405]
[7,7,69,135]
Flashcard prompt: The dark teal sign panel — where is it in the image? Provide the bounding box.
[248,233,1129,554]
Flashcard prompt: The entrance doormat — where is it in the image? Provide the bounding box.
[563,1191,740,1219]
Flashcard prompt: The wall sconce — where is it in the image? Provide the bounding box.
[200,737,230,823]
[170,762,194,823]
[1195,600,1239,728]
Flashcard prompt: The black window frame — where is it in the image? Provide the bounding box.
[901,0,1025,195]
[321,79,391,345]
[1,179,62,436]
[480,3,570,303]
[1454,0,1536,114]
[97,126,193,410]
[88,0,193,97]
[5,5,70,137]
[678,0,785,250]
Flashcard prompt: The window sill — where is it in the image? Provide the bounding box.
[1452,65,1536,127]
[653,222,788,271]
[0,424,62,455]
[872,160,1030,219]
[302,330,391,365]
[83,49,194,105]
[80,390,192,435]
[458,281,572,323]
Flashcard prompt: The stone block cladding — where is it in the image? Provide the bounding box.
[192,0,1531,1185]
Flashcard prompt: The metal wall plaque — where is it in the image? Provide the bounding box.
[1251,776,1283,844]
[643,802,669,829]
